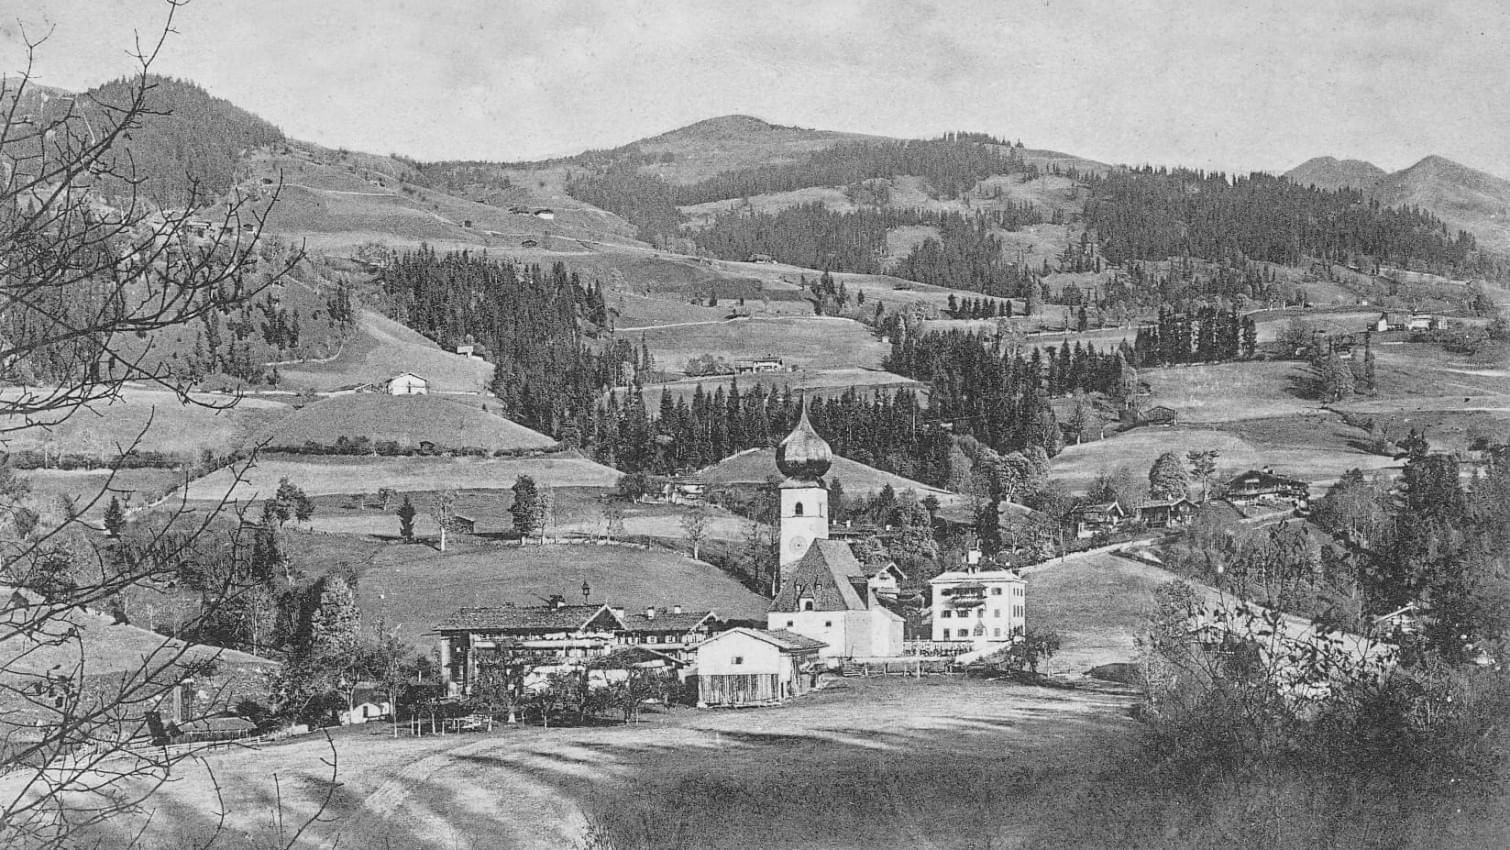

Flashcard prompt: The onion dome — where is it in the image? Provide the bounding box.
[776,407,832,482]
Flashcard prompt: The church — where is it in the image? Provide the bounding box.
[766,409,905,661]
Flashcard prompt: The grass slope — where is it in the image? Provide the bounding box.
[258,394,555,452]
[633,316,890,376]
[0,388,290,458]
[276,310,494,393]
[354,543,771,650]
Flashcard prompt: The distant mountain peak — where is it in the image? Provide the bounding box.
[1284,156,1385,191]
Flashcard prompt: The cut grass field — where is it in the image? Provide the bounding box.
[255,393,556,452]
[80,676,1134,850]
[1023,549,1174,675]
[1141,361,1316,424]
[633,315,891,376]
[353,541,772,650]
[174,452,623,503]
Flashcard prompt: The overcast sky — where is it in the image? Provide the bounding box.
[6,0,1508,176]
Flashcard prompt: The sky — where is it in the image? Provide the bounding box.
[5,0,1509,177]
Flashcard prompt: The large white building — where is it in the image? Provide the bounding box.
[929,554,1026,645]
[766,409,904,660]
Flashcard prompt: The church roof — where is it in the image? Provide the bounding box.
[770,540,873,612]
[775,407,832,483]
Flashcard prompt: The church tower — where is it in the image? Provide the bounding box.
[776,407,831,569]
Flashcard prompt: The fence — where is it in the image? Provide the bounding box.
[903,640,974,658]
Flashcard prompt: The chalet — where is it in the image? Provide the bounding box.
[168,715,258,744]
[615,606,720,662]
[655,479,706,505]
[1223,468,1309,507]
[1139,406,1178,427]
[455,343,476,357]
[929,553,1026,644]
[1407,314,1438,332]
[866,562,907,600]
[1374,312,1409,332]
[693,628,826,707]
[747,252,776,264]
[1138,497,1195,528]
[1069,501,1126,539]
[533,209,556,221]
[451,514,477,535]
[435,600,625,697]
[385,372,429,395]
[520,239,539,248]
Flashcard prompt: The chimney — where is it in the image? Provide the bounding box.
[967,549,982,566]
[672,604,683,615]
[644,606,656,620]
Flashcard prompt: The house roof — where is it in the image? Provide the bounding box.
[388,371,427,382]
[619,610,717,633]
[1224,469,1308,489]
[1072,501,1123,516]
[770,540,872,612]
[1140,497,1193,509]
[435,604,623,633]
[699,627,827,654]
[597,646,688,668]
[929,568,1023,585]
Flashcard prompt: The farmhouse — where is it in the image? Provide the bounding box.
[435,600,624,696]
[734,355,785,374]
[1407,314,1438,332]
[533,209,556,220]
[616,606,720,662]
[1223,468,1309,507]
[929,553,1026,645]
[384,372,429,395]
[1374,311,1409,332]
[693,628,826,707]
[1138,497,1195,528]
[1069,501,1126,539]
[339,683,393,725]
[766,410,905,661]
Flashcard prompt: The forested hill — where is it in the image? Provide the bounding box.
[84,75,286,206]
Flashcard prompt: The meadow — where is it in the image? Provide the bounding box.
[275,310,494,393]
[254,393,556,452]
[633,316,891,376]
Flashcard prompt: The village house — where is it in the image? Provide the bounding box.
[1407,314,1438,332]
[928,552,1026,645]
[1138,497,1195,528]
[1223,468,1310,508]
[615,605,720,663]
[435,600,624,697]
[655,478,706,505]
[1138,405,1178,427]
[385,372,429,395]
[693,628,826,707]
[338,682,393,726]
[1068,501,1126,539]
[1374,311,1409,332]
[455,343,476,357]
[766,410,906,661]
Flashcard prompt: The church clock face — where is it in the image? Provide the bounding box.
[788,535,809,554]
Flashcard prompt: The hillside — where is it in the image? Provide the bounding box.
[256,393,557,452]
[628,114,882,184]
[1372,155,1510,255]
[694,446,959,502]
[352,543,772,650]
[1283,156,1386,191]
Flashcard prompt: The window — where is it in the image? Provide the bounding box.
[941,629,950,639]
[794,502,804,516]
[733,656,744,665]
[993,609,1001,618]
[786,620,794,628]
[824,620,833,628]
[940,610,951,618]
[801,599,814,612]
[994,628,1002,638]
[991,587,1003,596]
[977,609,985,618]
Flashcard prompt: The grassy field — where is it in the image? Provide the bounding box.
[1050,428,1267,495]
[174,452,623,503]
[0,388,290,458]
[20,467,190,517]
[353,541,772,650]
[276,310,495,393]
[1143,360,1317,423]
[633,316,891,376]
[81,676,1134,850]
[1023,550,1174,675]
[255,393,556,451]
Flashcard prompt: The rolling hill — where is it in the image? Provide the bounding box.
[1283,156,1387,191]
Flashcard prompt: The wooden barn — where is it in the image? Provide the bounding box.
[694,628,825,707]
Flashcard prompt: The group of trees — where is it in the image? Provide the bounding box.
[1130,305,1256,365]
[884,330,1136,455]
[379,249,619,436]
